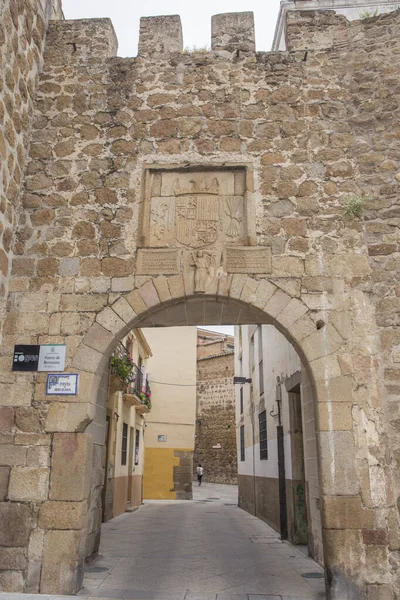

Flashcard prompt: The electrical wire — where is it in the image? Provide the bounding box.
[149,380,197,387]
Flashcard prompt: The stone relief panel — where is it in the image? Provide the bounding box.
[140,166,261,292]
[147,169,247,249]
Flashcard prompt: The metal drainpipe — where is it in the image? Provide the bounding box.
[276,376,288,540]
[251,399,257,517]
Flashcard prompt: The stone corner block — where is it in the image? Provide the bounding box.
[40,529,84,595]
[49,433,93,501]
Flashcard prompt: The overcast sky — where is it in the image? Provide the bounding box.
[200,326,235,335]
[62,0,282,56]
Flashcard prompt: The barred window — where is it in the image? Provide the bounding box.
[121,422,128,466]
[258,326,264,397]
[240,425,245,462]
[134,428,140,466]
[259,359,264,396]
[259,410,268,460]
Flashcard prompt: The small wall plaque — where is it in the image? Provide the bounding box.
[12,345,40,372]
[38,344,67,372]
[46,373,79,396]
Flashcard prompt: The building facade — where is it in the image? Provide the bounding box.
[101,329,151,521]
[273,0,399,50]
[84,329,151,557]
[142,327,197,500]
[194,329,237,485]
[235,325,323,564]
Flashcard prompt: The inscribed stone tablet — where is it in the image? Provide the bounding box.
[137,249,180,275]
[226,247,271,274]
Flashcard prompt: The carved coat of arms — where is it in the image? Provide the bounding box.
[173,178,220,248]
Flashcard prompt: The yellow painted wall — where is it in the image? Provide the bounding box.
[143,447,180,500]
[142,327,197,499]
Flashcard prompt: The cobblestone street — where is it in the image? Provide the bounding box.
[77,483,326,600]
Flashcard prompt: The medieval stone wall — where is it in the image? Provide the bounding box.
[194,352,237,485]
[0,0,59,347]
[0,8,400,599]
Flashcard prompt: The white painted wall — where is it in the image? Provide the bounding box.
[235,324,323,563]
[235,325,300,480]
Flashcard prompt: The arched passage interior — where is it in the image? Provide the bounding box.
[82,294,326,594]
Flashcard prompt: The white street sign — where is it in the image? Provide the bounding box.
[38,344,66,372]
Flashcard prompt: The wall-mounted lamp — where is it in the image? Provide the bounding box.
[233,377,252,384]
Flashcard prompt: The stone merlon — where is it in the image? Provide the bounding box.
[42,10,355,60]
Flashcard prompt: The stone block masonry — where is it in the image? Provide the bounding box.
[194,352,237,485]
[0,0,63,348]
[0,5,400,599]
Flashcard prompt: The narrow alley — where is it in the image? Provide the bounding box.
[80,484,326,600]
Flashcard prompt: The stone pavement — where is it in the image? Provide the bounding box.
[0,484,326,600]
[78,483,326,600]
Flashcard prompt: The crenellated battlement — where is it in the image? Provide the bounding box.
[43,9,358,63]
[42,8,400,63]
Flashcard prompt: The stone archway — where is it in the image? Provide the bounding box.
[1,4,399,600]
[1,277,379,599]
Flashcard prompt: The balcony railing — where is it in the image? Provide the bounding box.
[111,343,151,411]
[126,364,143,397]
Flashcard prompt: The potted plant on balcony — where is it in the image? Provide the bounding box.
[138,391,152,411]
[110,354,136,392]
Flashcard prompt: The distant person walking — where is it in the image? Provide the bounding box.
[196,464,203,486]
